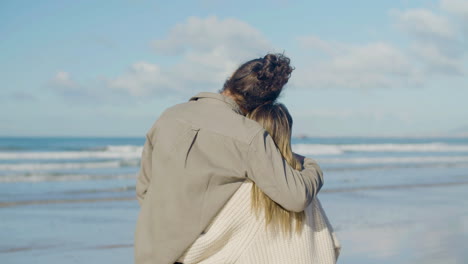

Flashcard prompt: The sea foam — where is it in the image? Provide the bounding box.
[0,145,143,160]
[292,143,468,155]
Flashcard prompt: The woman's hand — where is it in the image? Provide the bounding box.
[293,153,305,168]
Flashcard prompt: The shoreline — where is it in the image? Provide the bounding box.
[0,244,134,254]
[2,180,468,208]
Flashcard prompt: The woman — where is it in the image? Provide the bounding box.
[177,103,341,264]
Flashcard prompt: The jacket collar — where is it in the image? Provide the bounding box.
[190,92,244,115]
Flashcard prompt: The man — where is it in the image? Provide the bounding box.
[135,54,324,264]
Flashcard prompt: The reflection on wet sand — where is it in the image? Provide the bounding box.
[1,177,467,263]
[322,183,468,264]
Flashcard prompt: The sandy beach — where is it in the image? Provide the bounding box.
[2,175,468,263]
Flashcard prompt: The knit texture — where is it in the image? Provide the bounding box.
[178,181,341,264]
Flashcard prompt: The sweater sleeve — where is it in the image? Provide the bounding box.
[136,132,153,206]
[245,130,324,212]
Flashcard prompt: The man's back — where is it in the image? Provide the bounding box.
[135,92,324,264]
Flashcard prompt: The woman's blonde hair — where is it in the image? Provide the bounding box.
[247,103,305,234]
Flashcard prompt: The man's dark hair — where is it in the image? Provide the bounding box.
[221,53,294,112]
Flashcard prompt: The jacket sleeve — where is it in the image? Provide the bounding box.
[245,130,324,212]
[136,132,153,206]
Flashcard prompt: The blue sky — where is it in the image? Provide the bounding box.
[1,0,467,137]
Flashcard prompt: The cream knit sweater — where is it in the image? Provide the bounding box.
[178,181,341,264]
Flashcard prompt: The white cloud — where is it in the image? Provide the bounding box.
[51,71,78,88]
[391,8,456,40]
[391,6,466,75]
[441,0,468,18]
[152,16,271,59]
[50,8,465,102]
[294,2,467,90]
[411,42,464,74]
[48,71,87,98]
[107,16,274,98]
[47,17,274,101]
[155,16,273,90]
[106,62,176,97]
[294,40,420,89]
[47,71,108,103]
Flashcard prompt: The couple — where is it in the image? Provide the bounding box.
[135,54,341,264]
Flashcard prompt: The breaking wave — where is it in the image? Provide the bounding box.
[292,143,468,155]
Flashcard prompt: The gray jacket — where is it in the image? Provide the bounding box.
[134,92,324,264]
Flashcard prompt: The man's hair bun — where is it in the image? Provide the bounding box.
[255,54,293,94]
[222,53,294,112]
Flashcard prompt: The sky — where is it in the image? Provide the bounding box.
[1,0,467,137]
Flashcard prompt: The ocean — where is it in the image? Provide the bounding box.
[1,136,468,263]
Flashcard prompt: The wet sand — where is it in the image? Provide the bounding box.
[2,179,468,208]
[1,179,468,263]
[322,182,468,263]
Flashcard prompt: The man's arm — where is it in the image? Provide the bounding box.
[246,130,324,212]
[136,132,153,206]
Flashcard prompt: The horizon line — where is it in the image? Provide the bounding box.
[1,134,468,139]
